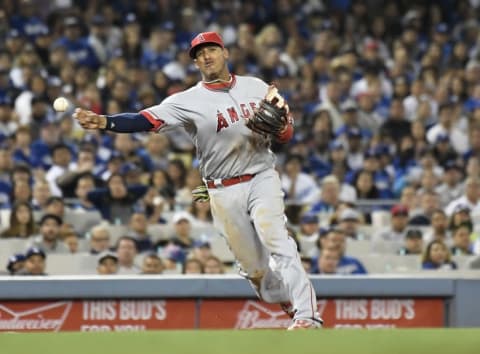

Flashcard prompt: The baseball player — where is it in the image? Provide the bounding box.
[74,32,322,329]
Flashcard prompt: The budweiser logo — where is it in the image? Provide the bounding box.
[235,301,291,329]
[0,302,72,332]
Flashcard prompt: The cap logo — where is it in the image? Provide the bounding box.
[198,34,205,42]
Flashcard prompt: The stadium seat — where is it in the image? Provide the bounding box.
[64,210,104,236]
[147,223,174,242]
[104,224,129,246]
[46,253,98,275]
[452,255,477,270]
[356,254,422,274]
[0,238,29,265]
[346,239,372,257]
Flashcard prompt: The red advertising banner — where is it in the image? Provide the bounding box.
[0,298,444,332]
[0,300,196,332]
[199,299,445,329]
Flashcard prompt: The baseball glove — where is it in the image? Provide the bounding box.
[246,86,289,136]
[192,184,209,202]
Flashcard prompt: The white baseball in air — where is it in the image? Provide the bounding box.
[53,97,69,112]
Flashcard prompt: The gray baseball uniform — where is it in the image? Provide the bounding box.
[142,74,320,323]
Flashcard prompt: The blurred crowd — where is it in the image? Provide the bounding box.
[1,0,480,276]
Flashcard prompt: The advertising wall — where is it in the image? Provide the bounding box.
[0,298,444,332]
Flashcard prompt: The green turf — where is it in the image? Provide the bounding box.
[2,329,479,354]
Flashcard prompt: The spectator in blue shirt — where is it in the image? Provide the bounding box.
[422,240,457,270]
[87,173,148,224]
[54,17,100,70]
[312,227,367,275]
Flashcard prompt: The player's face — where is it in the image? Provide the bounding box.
[194,45,229,81]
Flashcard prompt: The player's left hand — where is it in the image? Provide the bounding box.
[245,86,289,137]
[192,184,210,202]
[264,85,289,114]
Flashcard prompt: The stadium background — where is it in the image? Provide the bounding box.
[0,0,479,341]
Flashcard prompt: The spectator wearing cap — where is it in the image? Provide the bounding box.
[281,154,320,206]
[372,204,409,253]
[158,243,187,271]
[126,212,155,253]
[336,99,371,140]
[309,175,341,226]
[45,143,75,197]
[88,225,112,255]
[189,239,213,265]
[435,160,464,207]
[423,209,451,245]
[29,121,62,170]
[398,229,424,255]
[96,251,118,275]
[18,247,47,275]
[54,16,100,70]
[5,29,25,57]
[120,13,143,66]
[297,213,320,258]
[432,134,458,167]
[445,177,480,217]
[0,201,37,238]
[343,127,365,171]
[450,222,474,256]
[115,236,141,274]
[6,253,26,275]
[169,211,195,250]
[338,208,365,240]
[27,214,68,254]
[432,23,452,61]
[427,102,468,155]
[141,253,164,274]
[87,173,148,224]
[314,228,367,275]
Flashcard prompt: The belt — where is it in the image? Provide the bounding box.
[206,174,255,189]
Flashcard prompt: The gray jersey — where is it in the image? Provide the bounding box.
[142,75,275,179]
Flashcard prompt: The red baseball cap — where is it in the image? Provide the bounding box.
[189,31,224,58]
[391,204,409,216]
